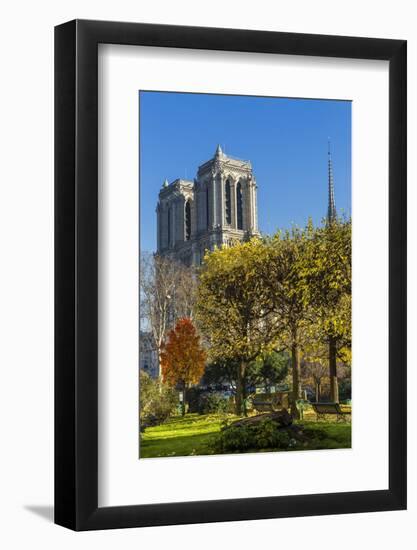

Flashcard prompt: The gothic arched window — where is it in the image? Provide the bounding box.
[236,181,243,230]
[225,179,231,224]
[185,200,191,241]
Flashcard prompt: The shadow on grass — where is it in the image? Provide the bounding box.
[140,431,218,458]
[140,415,351,459]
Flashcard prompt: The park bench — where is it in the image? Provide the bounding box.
[251,392,289,413]
[251,398,275,412]
[311,402,351,422]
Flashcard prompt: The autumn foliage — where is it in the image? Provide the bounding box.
[161,318,206,413]
[196,219,351,414]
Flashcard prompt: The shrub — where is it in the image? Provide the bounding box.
[339,379,352,401]
[187,389,230,415]
[253,418,291,449]
[216,424,254,452]
[199,392,229,414]
[216,417,291,453]
[186,387,204,413]
[139,370,178,427]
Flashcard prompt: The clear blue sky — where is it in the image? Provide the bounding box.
[139,91,351,253]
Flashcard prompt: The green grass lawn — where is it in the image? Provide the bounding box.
[140,413,351,458]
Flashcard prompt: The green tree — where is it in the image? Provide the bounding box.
[248,351,289,393]
[202,358,239,389]
[196,239,278,416]
[202,352,289,397]
[302,219,351,402]
[261,227,313,417]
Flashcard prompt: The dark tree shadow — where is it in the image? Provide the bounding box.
[24,505,54,523]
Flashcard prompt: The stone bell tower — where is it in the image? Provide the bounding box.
[156,145,259,266]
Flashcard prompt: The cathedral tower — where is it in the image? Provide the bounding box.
[156,145,259,266]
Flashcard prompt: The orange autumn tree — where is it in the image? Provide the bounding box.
[161,318,206,416]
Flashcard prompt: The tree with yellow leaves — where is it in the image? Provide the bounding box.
[260,226,314,417]
[196,239,279,416]
[301,218,351,402]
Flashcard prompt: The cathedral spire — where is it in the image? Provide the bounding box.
[327,139,337,223]
[215,144,223,157]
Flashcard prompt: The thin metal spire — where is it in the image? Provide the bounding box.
[327,139,337,223]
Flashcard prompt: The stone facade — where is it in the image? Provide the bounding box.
[139,331,159,379]
[156,145,260,266]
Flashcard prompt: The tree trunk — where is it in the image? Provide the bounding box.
[235,362,247,417]
[291,342,302,419]
[242,364,248,417]
[315,382,321,403]
[235,368,242,416]
[181,382,186,416]
[157,347,164,393]
[329,336,339,403]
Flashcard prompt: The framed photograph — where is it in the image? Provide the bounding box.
[55,19,406,530]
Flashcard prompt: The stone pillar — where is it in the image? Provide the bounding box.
[246,181,252,232]
[253,182,258,232]
[242,178,248,231]
[171,201,176,247]
[211,174,217,228]
[236,179,243,231]
[197,187,205,232]
[163,204,169,249]
[230,180,237,229]
[218,172,225,227]
[190,197,196,239]
[181,197,186,242]
[248,181,255,233]
[205,185,210,229]
[156,204,160,251]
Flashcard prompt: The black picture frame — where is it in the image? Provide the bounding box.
[55,19,407,531]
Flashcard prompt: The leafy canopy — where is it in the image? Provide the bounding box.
[196,238,278,364]
[161,318,206,388]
